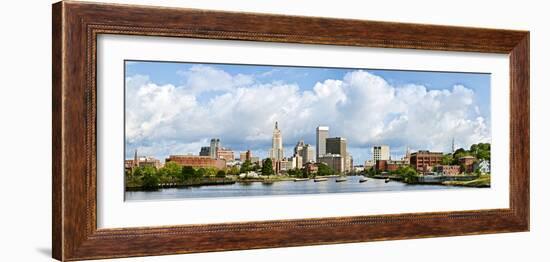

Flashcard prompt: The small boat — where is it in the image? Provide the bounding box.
[385,178,391,183]
[294,178,309,182]
[359,178,368,183]
[335,177,347,182]
[314,178,328,182]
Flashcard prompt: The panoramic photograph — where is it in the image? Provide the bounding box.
[124,60,492,201]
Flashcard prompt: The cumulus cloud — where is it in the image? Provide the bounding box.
[125,67,490,162]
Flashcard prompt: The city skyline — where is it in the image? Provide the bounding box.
[125,61,491,164]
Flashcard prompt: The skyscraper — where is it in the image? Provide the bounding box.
[270,122,284,161]
[293,140,315,166]
[326,137,349,172]
[209,138,220,159]
[302,144,315,163]
[373,145,390,161]
[316,126,329,160]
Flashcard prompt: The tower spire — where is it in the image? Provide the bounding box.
[451,137,456,153]
[275,121,278,130]
[133,149,138,168]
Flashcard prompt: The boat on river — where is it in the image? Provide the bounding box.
[314,178,328,182]
[335,177,347,182]
[359,178,368,183]
[294,178,309,182]
[385,178,391,183]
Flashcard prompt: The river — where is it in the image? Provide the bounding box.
[125,176,462,201]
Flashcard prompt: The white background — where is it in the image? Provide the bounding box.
[98,35,509,228]
[0,0,547,261]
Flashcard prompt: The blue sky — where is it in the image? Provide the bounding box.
[125,60,491,164]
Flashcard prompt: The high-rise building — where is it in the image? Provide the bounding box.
[269,122,284,161]
[199,146,210,157]
[316,126,329,160]
[318,154,344,174]
[326,137,349,172]
[216,148,235,161]
[209,138,220,159]
[373,145,390,161]
[302,144,315,163]
[294,140,315,166]
[239,150,252,162]
[326,137,347,157]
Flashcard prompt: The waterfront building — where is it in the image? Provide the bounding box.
[326,137,351,172]
[269,122,284,161]
[410,150,443,173]
[209,138,220,159]
[458,155,477,173]
[318,153,344,174]
[304,162,318,175]
[290,154,303,169]
[353,166,365,173]
[346,153,353,172]
[294,140,315,165]
[474,160,491,174]
[279,158,293,172]
[374,159,408,172]
[316,126,329,160]
[250,156,261,165]
[435,165,461,176]
[402,146,411,164]
[165,155,226,170]
[373,145,390,161]
[216,148,235,161]
[302,144,315,163]
[125,150,163,172]
[199,146,210,157]
[364,160,375,169]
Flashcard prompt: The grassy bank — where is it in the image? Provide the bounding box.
[442,175,491,188]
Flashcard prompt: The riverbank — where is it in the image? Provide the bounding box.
[368,174,490,188]
[442,175,490,188]
[126,178,236,191]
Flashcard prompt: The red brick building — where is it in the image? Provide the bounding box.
[410,151,443,173]
[166,155,226,169]
[435,165,461,176]
[459,156,477,173]
[375,160,408,172]
[216,148,235,161]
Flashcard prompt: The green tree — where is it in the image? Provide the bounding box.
[141,165,159,190]
[132,166,143,177]
[240,159,253,173]
[261,158,275,176]
[228,166,240,176]
[317,163,334,177]
[181,166,196,181]
[163,162,182,178]
[196,168,207,178]
[287,168,302,177]
[441,153,453,165]
[396,166,419,183]
[216,170,226,178]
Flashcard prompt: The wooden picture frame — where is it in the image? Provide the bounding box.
[52,1,529,261]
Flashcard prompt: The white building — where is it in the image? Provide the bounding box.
[316,126,329,160]
[373,145,390,161]
[269,122,284,161]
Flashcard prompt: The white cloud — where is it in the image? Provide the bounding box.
[126,67,490,162]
